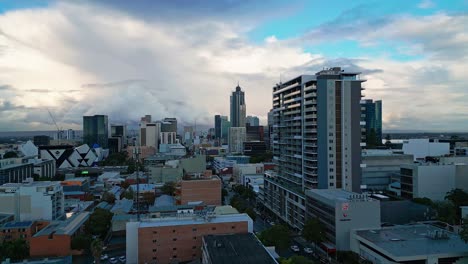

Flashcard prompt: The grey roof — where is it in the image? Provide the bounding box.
[203,233,277,264]
[355,224,468,261]
[34,212,90,237]
[1,221,33,229]
[153,194,175,207]
[111,199,133,214]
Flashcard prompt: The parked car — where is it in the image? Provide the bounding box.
[119,256,126,263]
[109,257,118,264]
[100,254,109,261]
[304,247,313,254]
[290,245,300,252]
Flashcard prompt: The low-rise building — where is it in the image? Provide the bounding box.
[233,163,264,185]
[398,162,468,200]
[0,158,34,185]
[0,221,38,243]
[31,159,56,178]
[402,138,450,160]
[202,233,278,264]
[305,189,381,252]
[351,224,468,264]
[29,212,90,258]
[176,175,222,206]
[126,208,253,264]
[0,180,65,221]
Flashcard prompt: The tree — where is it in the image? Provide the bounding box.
[71,235,92,250]
[433,201,458,225]
[124,188,134,200]
[461,218,468,243]
[85,208,113,239]
[161,182,176,196]
[0,239,29,261]
[445,189,468,211]
[245,207,256,221]
[280,255,314,264]
[412,197,434,207]
[258,224,291,250]
[3,151,18,159]
[90,238,103,264]
[102,192,116,204]
[302,218,325,245]
[120,181,130,189]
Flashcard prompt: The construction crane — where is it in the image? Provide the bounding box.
[47,109,64,145]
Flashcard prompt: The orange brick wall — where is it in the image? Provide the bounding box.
[138,221,248,264]
[0,226,34,243]
[180,179,221,206]
[30,235,71,257]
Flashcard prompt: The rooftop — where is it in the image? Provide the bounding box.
[306,189,376,207]
[213,206,239,215]
[111,199,134,214]
[1,221,34,229]
[34,212,90,237]
[355,224,468,261]
[137,212,251,228]
[62,177,88,183]
[203,233,277,264]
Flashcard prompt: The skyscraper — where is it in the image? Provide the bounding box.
[230,85,246,127]
[220,117,231,145]
[262,67,364,229]
[111,124,127,149]
[361,99,382,147]
[83,115,108,148]
[214,115,223,140]
[246,116,260,126]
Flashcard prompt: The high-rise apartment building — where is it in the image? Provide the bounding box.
[361,99,382,146]
[246,116,260,126]
[262,67,364,229]
[230,85,246,127]
[83,115,108,148]
[229,127,246,154]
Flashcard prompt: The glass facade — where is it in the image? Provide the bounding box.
[83,115,109,148]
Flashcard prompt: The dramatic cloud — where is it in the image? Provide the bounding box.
[0,2,467,131]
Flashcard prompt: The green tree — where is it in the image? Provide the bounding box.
[71,235,92,250]
[461,218,468,243]
[302,218,325,245]
[143,192,156,205]
[445,189,468,215]
[90,238,103,264]
[0,239,29,261]
[102,192,116,204]
[280,255,314,264]
[85,208,113,239]
[412,197,434,207]
[120,181,130,189]
[258,224,291,250]
[245,207,256,221]
[3,151,18,159]
[124,188,134,200]
[433,201,458,225]
[161,182,176,196]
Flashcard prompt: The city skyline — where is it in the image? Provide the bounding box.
[0,0,467,131]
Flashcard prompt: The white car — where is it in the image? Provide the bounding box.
[119,256,126,263]
[269,221,275,226]
[304,247,313,254]
[100,254,109,261]
[109,257,118,264]
[290,245,300,252]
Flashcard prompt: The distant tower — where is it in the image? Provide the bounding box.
[230,84,246,127]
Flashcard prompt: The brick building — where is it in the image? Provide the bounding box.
[126,207,253,264]
[176,175,221,206]
[0,221,48,243]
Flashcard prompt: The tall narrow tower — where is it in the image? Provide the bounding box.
[230,85,246,127]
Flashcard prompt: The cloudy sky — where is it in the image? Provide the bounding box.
[0,0,467,132]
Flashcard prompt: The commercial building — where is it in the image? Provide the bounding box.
[221,117,231,145]
[360,99,382,146]
[126,208,253,264]
[228,127,246,154]
[140,119,161,150]
[243,141,267,156]
[33,135,50,146]
[39,144,100,168]
[262,67,364,229]
[246,125,264,141]
[202,233,277,264]
[398,162,468,200]
[110,124,127,149]
[230,85,247,127]
[176,175,222,206]
[61,177,90,193]
[402,139,450,160]
[361,150,413,191]
[214,115,222,140]
[351,224,468,264]
[233,163,264,185]
[0,159,34,185]
[305,189,380,251]
[0,180,65,221]
[30,212,90,258]
[246,116,260,126]
[0,221,41,243]
[83,115,108,148]
[161,117,178,133]
[32,159,56,178]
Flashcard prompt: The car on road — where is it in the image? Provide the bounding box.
[100,254,109,261]
[109,257,118,264]
[119,256,126,263]
[290,245,300,252]
[304,247,313,254]
[269,221,275,226]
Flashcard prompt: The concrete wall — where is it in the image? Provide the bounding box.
[148,167,183,184]
[361,154,414,190]
[414,165,456,201]
[402,139,450,160]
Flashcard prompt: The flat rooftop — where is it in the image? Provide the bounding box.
[34,211,90,236]
[1,221,34,229]
[355,224,468,261]
[138,213,251,229]
[203,233,277,264]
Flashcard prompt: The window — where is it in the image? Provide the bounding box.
[192,254,197,257]
[329,183,334,186]
[173,238,177,241]
[329,161,334,165]
[172,229,176,233]
[193,236,197,240]
[192,228,197,231]
[173,247,177,250]
[152,239,157,243]
[329,140,333,143]
[329,168,334,172]
[231,226,235,229]
[192,246,196,249]
[153,231,157,234]
[173,255,177,259]
[211,227,216,231]
[153,249,157,252]
[329,154,334,158]
[153,257,157,260]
